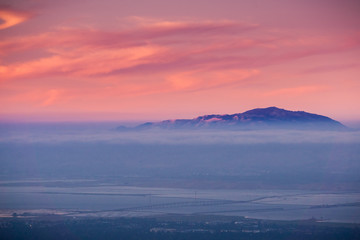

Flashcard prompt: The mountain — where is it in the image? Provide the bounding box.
[118,107,347,131]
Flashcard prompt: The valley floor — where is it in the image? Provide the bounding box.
[1,214,360,240]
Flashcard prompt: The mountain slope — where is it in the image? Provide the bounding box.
[119,107,347,130]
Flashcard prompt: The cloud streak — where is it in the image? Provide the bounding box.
[263,85,326,97]
[1,15,359,117]
[2,18,357,83]
[0,7,31,30]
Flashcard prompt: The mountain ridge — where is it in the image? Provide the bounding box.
[118,107,347,131]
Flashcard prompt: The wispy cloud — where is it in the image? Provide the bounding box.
[2,17,357,83]
[300,63,360,75]
[263,85,326,97]
[1,16,359,113]
[0,6,32,30]
[41,89,63,107]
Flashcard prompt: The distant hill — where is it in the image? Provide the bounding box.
[118,107,347,131]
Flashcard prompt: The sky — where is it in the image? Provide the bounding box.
[0,0,359,123]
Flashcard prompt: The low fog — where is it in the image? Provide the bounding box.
[0,123,359,190]
[1,122,360,144]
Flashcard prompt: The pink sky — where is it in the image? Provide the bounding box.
[1,0,359,122]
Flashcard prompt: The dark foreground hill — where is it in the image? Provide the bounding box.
[118,107,347,131]
[1,216,359,240]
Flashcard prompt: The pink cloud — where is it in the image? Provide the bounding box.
[0,19,260,82]
[1,17,360,113]
[165,69,259,92]
[2,18,357,80]
[263,86,327,97]
[301,63,360,75]
[0,7,32,30]
[41,89,63,107]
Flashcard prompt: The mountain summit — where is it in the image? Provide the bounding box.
[119,107,347,131]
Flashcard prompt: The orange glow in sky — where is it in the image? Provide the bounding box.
[0,0,359,122]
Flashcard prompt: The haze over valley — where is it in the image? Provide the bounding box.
[1,108,359,226]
